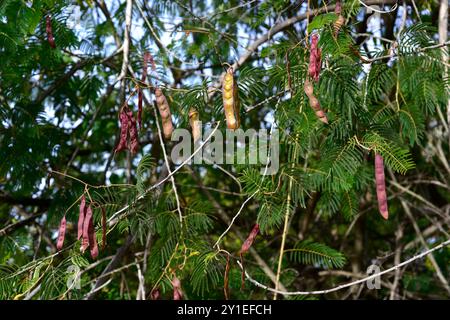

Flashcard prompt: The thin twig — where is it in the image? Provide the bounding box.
[237,238,450,295]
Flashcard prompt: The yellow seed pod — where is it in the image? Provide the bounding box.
[188,107,201,143]
[222,67,240,130]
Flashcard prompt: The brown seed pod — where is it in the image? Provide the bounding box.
[46,15,56,49]
[239,223,260,288]
[127,110,139,155]
[304,78,328,124]
[333,1,345,37]
[155,88,174,140]
[56,215,66,250]
[88,213,98,259]
[150,289,160,300]
[222,67,240,130]
[81,206,93,253]
[115,109,129,153]
[171,276,183,300]
[188,107,201,143]
[308,34,321,83]
[77,195,86,240]
[375,153,389,220]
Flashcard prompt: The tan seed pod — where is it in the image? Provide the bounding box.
[155,88,174,140]
[222,67,240,130]
[333,1,345,37]
[304,79,314,97]
[188,107,201,143]
[304,78,328,124]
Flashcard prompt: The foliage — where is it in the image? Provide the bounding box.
[0,0,449,300]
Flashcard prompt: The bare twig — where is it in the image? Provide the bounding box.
[237,238,450,295]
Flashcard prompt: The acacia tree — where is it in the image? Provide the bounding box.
[0,0,449,300]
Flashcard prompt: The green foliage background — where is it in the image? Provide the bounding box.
[0,0,449,300]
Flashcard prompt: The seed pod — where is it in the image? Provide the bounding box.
[239,224,260,288]
[115,109,129,153]
[304,78,328,124]
[240,224,259,255]
[333,1,345,37]
[222,67,240,130]
[77,195,86,240]
[46,15,56,49]
[308,34,321,82]
[188,107,201,143]
[150,289,160,300]
[375,153,389,220]
[81,206,93,252]
[101,207,107,250]
[127,110,139,155]
[171,276,182,300]
[155,88,174,139]
[88,213,98,259]
[56,215,66,250]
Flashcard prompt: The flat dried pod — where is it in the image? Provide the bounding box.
[333,1,345,37]
[56,215,66,250]
[304,78,328,124]
[375,153,389,219]
[308,34,321,82]
[222,67,240,130]
[115,109,129,153]
[46,15,56,49]
[188,107,201,143]
[171,275,183,300]
[127,110,139,155]
[155,88,174,139]
[81,206,93,252]
[239,224,260,288]
[88,213,98,259]
[77,194,86,240]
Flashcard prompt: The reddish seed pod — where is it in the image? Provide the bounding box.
[150,289,160,300]
[77,195,86,240]
[88,214,98,259]
[46,15,56,49]
[239,223,260,288]
[308,34,321,82]
[375,153,389,220]
[56,215,66,250]
[171,276,182,300]
[115,110,129,153]
[240,224,260,255]
[155,88,174,140]
[127,110,139,155]
[81,206,93,252]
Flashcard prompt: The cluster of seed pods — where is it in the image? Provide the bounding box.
[57,195,107,259]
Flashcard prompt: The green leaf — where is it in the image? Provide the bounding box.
[307,13,338,33]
